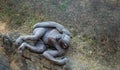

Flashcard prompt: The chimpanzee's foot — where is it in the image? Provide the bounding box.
[57,57,69,65]
[16,37,24,46]
[18,42,26,52]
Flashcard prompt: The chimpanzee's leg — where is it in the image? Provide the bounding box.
[16,28,46,45]
[42,50,68,65]
[18,40,46,53]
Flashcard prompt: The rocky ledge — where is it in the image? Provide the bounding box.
[0,32,71,70]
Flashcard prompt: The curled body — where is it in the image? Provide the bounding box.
[16,21,71,65]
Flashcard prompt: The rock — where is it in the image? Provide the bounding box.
[0,55,10,70]
[0,32,68,70]
[0,47,10,70]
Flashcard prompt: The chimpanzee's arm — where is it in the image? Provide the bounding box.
[33,21,72,37]
[49,38,65,55]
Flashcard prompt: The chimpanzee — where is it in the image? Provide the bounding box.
[16,21,72,65]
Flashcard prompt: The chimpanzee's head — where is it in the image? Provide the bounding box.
[58,34,71,49]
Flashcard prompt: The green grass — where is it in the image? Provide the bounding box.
[0,0,48,29]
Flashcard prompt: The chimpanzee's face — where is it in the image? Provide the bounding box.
[58,38,69,49]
